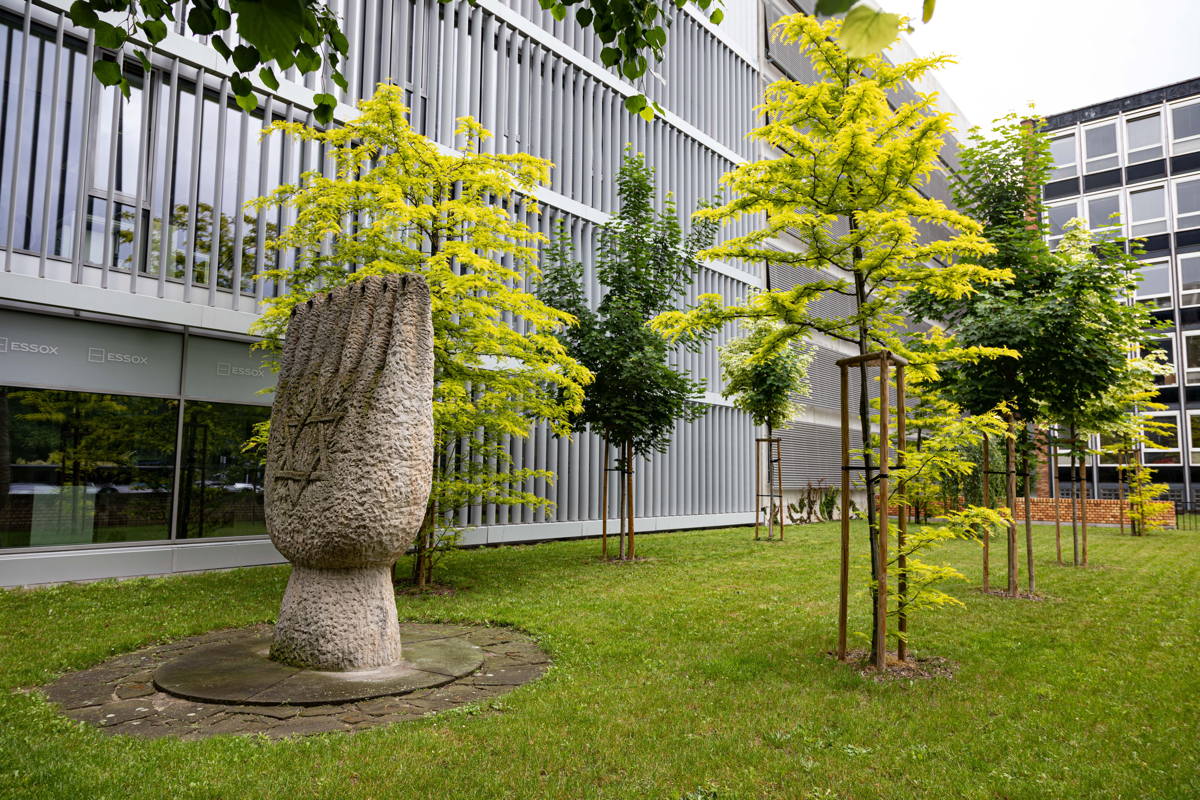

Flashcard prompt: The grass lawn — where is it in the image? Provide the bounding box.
[1,522,1198,800]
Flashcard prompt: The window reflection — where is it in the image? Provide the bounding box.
[0,387,176,548]
[176,401,268,539]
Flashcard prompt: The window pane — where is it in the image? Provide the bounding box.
[1144,416,1179,463]
[1048,204,1076,237]
[176,401,268,539]
[1150,336,1177,385]
[1088,195,1121,229]
[1177,180,1200,229]
[1136,261,1170,305]
[1191,414,1200,460]
[1182,255,1200,307]
[1130,186,1166,235]
[1126,115,1163,162]
[1174,103,1200,143]
[0,387,176,548]
[1085,123,1119,170]
[1187,335,1200,384]
[83,197,139,270]
[1050,135,1077,179]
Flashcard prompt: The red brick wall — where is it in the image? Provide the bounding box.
[1015,496,1174,526]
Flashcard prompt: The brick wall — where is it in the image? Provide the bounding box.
[1015,496,1175,526]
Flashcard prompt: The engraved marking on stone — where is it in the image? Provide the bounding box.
[275,413,342,482]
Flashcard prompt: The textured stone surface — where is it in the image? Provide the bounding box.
[265,274,435,670]
[41,623,547,740]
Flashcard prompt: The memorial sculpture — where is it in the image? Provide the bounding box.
[265,274,434,671]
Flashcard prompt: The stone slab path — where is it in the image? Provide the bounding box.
[38,623,548,740]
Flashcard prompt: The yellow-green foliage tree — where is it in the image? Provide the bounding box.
[652,13,1007,664]
[251,85,591,585]
[1089,353,1174,536]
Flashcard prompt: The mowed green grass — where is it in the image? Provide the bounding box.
[1,523,1197,800]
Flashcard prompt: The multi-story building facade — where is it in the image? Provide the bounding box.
[1042,77,1200,503]
[0,0,966,586]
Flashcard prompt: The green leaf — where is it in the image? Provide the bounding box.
[92,59,122,86]
[232,43,260,72]
[134,48,152,72]
[93,21,127,49]
[549,3,566,22]
[258,66,280,91]
[600,47,620,67]
[638,107,655,123]
[231,0,308,62]
[837,6,902,57]
[186,4,217,35]
[139,0,171,18]
[68,1,99,28]
[294,45,321,74]
[229,73,254,97]
[708,9,723,24]
[140,18,167,43]
[575,7,592,27]
[234,91,258,113]
[330,30,349,55]
[623,94,647,114]
[331,70,348,91]
[313,93,336,124]
[210,34,232,60]
[815,0,857,15]
[922,0,936,23]
[211,7,231,30]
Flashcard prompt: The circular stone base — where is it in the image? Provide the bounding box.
[40,623,549,739]
[154,628,484,706]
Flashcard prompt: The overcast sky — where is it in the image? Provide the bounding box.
[890,0,1200,132]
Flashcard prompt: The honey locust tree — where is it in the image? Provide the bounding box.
[250,85,590,586]
[651,13,1007,665]
[538,150,714,561]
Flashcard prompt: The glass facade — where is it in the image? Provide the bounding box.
[0,387,176,548]
[0,386,269,548]
[0,308,275,550]
[177,401,268,539]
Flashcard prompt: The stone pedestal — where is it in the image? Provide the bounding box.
[270,565,402,670]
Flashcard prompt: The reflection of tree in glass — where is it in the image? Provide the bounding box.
[116,204,278,290]
[6,389,177,537]
[178,402,269,538]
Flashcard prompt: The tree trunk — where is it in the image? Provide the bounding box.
[1005,414,1018,595]
[1075,429,1084,566]
[600,439,609,559]
[1080,450,1089,566]
[1051,436,1062,565]
[981,433,990,592]
[1022,424,1035,595]
[853,271,880,666]
[625,439,635,560]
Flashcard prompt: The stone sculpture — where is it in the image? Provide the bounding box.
[265,274,434,671]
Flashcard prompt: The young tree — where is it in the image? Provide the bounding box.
[651,13,1004,664]
[1084,353,1174,537]
[906,114,1058,596]
[1036,220,1163,565]
[719,318,813,534]
[250,85,591,586]
[539,150,714,561]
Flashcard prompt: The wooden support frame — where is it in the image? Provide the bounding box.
[754,437,785,541]
[835,350,908,668]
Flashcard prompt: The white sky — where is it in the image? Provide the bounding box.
[891,0,1200,132]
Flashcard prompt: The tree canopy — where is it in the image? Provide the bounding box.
[250,85,591,549]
